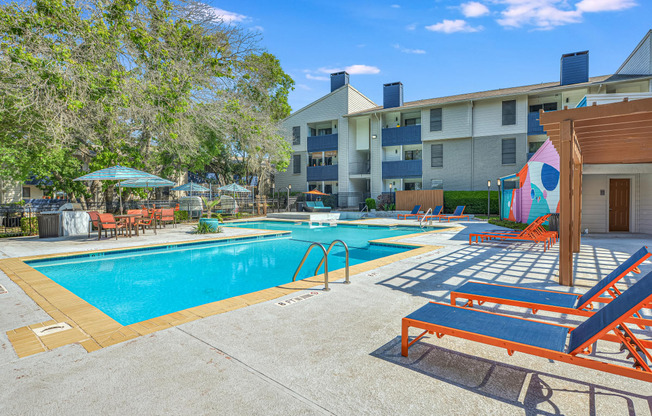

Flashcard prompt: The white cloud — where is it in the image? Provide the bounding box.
[391,4,401,8]
[425,19,483,33]
[206,7,248,24]
[461,1,490,17]
[405,23,417,31]
[317,65,381,75]
[576,0,636,12]
[250,25,264,32]
[495,1,636,30]
[306,74,329,81]
[296,84,312,90]
[393,44,426,54]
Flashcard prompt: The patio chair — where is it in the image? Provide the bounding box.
[87,211,100,238]
[98,213,127,240]
[451,246,651,327]
[401,269,652,382]
[425,206,469,222]
[126,209,147,235]
[304,201,316,212]
[397,205,422,220]
[159,208,176,228]
[314,201,332,212]
[469,214,557,251]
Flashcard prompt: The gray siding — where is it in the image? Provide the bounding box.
[617,33,652,75]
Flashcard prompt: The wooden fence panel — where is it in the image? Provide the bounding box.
[396,190,444,212]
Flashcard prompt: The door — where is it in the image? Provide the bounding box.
[609,179,630,232]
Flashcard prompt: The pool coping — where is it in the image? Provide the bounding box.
[2,222,453,358]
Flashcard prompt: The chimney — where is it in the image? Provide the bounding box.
[560,51,589,86]
[330,71,349,92]
[383,82,403,109]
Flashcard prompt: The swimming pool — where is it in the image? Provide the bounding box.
[28,222,423,326]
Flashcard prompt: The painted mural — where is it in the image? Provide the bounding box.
[503,139,560,224]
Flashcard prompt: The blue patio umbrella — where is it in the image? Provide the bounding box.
[218,183,251,202]
[74,165,163,213]
[119,178,175,188]
[171,182,210,196]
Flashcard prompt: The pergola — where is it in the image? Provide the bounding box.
[540,97,652,286]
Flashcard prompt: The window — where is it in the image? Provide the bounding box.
[292,126,300,145]
[430,144,443,168]
[404,182,416,191]
[293,154,301,174]
[502,138,516,164]
[404,118,418,126]
[317,128,332,136]
[324,184,333,194]
[529,103,558,112]
[404,150,422,160]
[528,141,545,153]
[22,186,30,198]
[502,100,516,125]
[430,108,442,131]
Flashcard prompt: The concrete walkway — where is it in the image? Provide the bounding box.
[1,221,651,415]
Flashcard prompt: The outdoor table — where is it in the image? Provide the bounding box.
[114,214,143,237]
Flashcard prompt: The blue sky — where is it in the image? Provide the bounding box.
[206,0,650,112]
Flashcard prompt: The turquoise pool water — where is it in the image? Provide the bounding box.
[28,222,422,325]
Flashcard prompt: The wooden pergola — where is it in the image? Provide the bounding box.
[539,97,652,286]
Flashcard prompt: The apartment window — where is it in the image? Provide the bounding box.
[293,154,301,174]
[324,184,333,194]
[292,126,300,145]
[430,108,442,131]
[404,150,422,160]
[430,144,443,168]
[502,138,516,164]
[22,186,30,198]
[318,128,332,136]
[502,100,516,125]
[404,118,418,126]
[529,103,558,112]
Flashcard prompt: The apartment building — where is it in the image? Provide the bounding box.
[276,31,652,209]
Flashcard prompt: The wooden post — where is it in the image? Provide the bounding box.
[558,120,574,286]
[572,150,582,253]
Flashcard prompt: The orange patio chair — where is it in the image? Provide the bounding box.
[469,214,557,251]
[87,211,100,238]
[160,208,176,228]
[98,213,126,240]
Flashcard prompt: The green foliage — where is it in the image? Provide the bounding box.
[174,210,188,222]
[20,217,38,236]
[192,221,222,234]
[365,198,376,210]
[235,212,243,219]
[444,191,499,214]
[201,196,221,218]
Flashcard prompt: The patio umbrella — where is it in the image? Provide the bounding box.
[74,165,162,213]
[303,188,329,201]
[119,178,175,188]
[218,183,251,199]
[171,182,210,197]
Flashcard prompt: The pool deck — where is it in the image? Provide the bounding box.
[1,219,651,414]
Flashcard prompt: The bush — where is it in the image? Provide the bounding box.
[192,221,223,234]
[20,217,38,236]
[444,191,499,215]
[365,198,376,210]
[174,210,189,222]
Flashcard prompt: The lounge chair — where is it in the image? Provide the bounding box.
[314,201,332,212]
[98,213,127,240]
[304,201,316,212]
[397,205,422,220]
[451,246,651,326]
[425,206,469,222]
[469,214,557,251]
[402,269,652,382]
[416,205,443,222]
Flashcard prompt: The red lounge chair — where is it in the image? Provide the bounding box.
[451,246,651,326]
[97,213,126,240]
[469,214,557,251]
[402,269,652,383]
[397,205,422,220]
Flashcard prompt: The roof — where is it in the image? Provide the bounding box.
[345,74,652,117]
[284,84,376,121]
[616,29,652,74]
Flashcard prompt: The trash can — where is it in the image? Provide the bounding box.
[37,213,61,238]
[296,202,305,212]
[548,213,559,232]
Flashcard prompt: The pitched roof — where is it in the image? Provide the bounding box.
[345,74,652,117]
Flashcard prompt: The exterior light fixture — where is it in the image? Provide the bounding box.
[487,180,491,220]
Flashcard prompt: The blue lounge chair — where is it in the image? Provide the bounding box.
[402,269,652,382]
[314,201,331,212]
[304,201,316,212]
[397,205,422,220]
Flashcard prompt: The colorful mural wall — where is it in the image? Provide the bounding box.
[502,139,560,224]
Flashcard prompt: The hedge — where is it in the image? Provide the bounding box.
[20,217,38,236]
[443,191,499,215]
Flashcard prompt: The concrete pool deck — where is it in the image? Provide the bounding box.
[1,220,651,414]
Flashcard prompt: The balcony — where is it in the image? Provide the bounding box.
[527,111,545,135]
[307,133,338,152]
[381,125,421,146]
[307,165,338,182]
[382,160,422,179]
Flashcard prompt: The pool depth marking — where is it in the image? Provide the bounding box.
[2,224,447,358]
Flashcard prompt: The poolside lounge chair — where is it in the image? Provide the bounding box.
[304,201,316,212]
[397,205,422,220]
[451,246,651,326]
[98,213,127,240]
[416,205,443,222]
[469,214,557,251]
[424,206,469,222]
[314,201,332,212]
[401,269,652,382]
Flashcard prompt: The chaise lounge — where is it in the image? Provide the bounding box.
[397,205,422,220]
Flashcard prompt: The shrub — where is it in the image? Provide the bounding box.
[174,210,189,222]
[365,198,376,210]
[20,217,38,236]
[443,191,499,215]
[192,221,223,234]
[376,194,392,210]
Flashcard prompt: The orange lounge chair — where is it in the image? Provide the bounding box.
[451,246,651,326]
[469,214,557,251]
[417,205,443,222]
[397,205,422,220]
[402,269,652,383]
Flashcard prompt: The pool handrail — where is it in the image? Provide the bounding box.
[292,242,330,291]
[313,239,350,285]
[419,207,433,229]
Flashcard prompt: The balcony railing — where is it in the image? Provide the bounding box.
[382,160,422,179]
[307,133,338,152]
[381,125,421,146]
[307,164,338,182]
[528,111,545,135]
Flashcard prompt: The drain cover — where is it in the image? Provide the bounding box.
[0,284,6,294]
[32,322,73,337]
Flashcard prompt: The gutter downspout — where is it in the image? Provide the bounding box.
[373,112,381,197]
[470,100,474,190]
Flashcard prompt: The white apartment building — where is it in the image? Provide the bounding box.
[275,31,652,209]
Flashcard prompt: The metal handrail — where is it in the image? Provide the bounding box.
[314,239,350,284]
[360,205,368,212]
[292,242,331,291]
[419,207,433,228]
